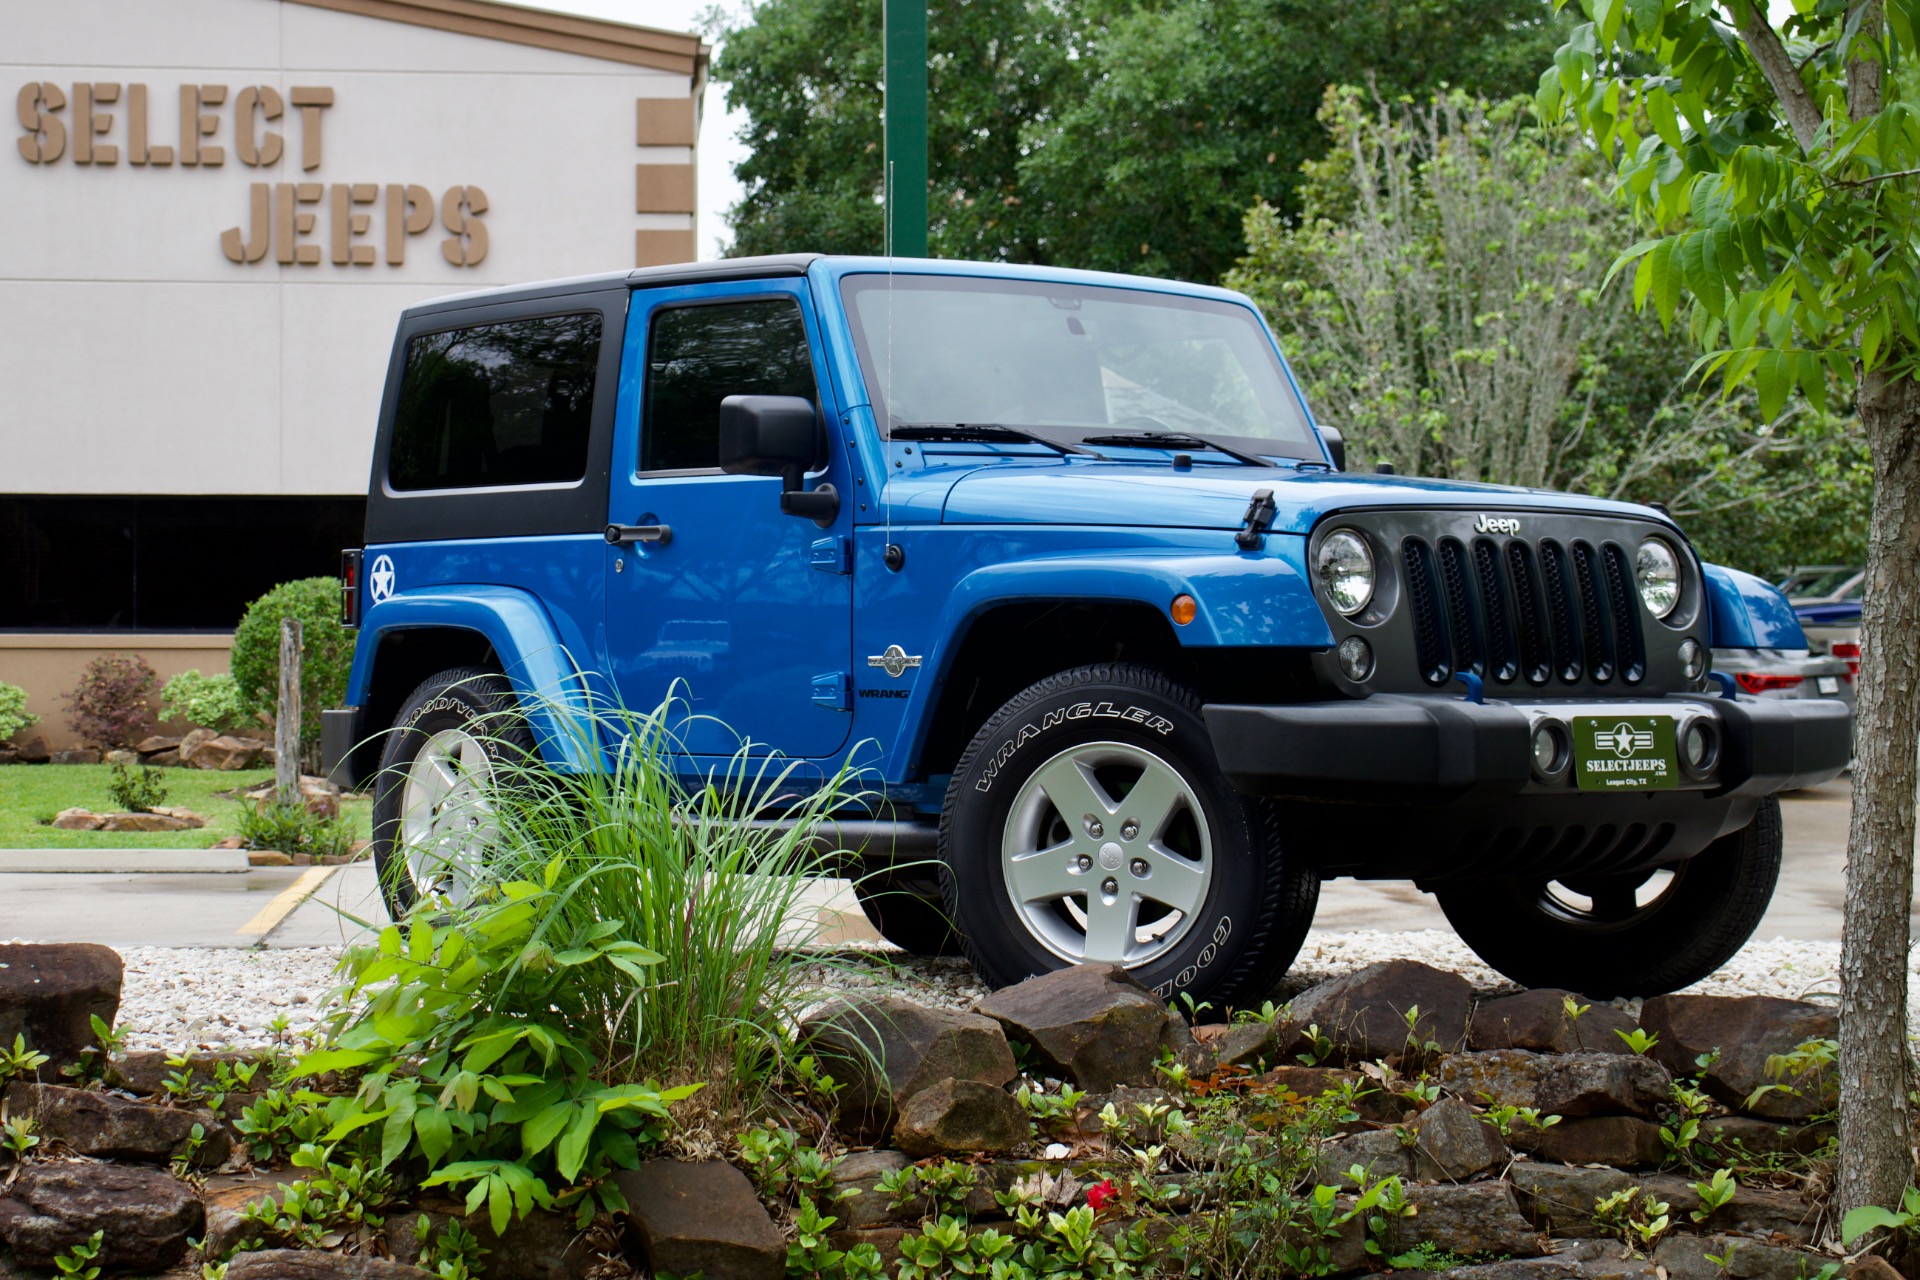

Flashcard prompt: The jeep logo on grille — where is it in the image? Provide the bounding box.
[1474,514,1521,536]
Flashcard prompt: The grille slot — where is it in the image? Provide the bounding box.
[1400,539,1451,685]
[1398,529,1643,688]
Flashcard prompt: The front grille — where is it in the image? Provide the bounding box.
[1399,533,1648,689]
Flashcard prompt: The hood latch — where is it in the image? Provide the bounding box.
[1235,488,1277,550]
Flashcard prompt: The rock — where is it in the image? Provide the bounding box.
[200,1171,306,1258]
[106,1047,267,1096]
[1699,1115,1833,1159]
[1433,1239,1657,1280]
[100,811,193,832]
[1510,1116,1666,1168]
[147,749,183,767]
[1315,1127,1415,1185]
[192,734,270,770]
[1383,1182,1543,1257]
[1410,1096,1509,1181]
[250,849,293,866]
[12,731,52,763]
[134,735,181,756]
[831,1150,915,1229]
[1508,1164,1637,1236]
[1258,1064,1357,1099]
[176,727,218,763]
[1438,1051,1671,1119]
[1471,991,1639,1056]
[1640,994,1838,1121]
[5,1082,229,1165]
[245,776,342,818]
[104,748,140,765]
[0,1161,202,1269]
[1284,960,1472,1064]
[228,1253,435,1280]
[50,749,101,765]
[974,964,1179,1091]
[613,1160,785,1280]
[1640,1173,1815,1245]
[386,1202,598,1280]
[0,942,121,1072]
[50,808,104,831]
[1197,1021,1285,1068]
[1850,1259,1906,1280]
[1657,1234,1826,1280]
[801,996,1016,1139]
[895,1078,1029,1157]
[149,806,207,827]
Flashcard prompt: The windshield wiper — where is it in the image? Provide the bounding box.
[1081,431,1278,468]
[889,423,1105,458]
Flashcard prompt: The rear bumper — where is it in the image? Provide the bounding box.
[1203,693,1851,881]
[321,706,370,791]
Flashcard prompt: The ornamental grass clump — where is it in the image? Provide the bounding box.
[306,686,874,1229]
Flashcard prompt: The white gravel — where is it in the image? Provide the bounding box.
[107,930,1859,1053]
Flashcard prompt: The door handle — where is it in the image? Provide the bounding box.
[605,523,672,546]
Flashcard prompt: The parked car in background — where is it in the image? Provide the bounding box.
[1711,647,1857,716]
[1778,564,1864,605]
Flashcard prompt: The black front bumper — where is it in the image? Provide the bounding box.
[1203,693,1851,881]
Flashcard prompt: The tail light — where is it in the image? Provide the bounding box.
[1735,671,1803,694]
[1833,641,1860,681]
[340,548,364,628]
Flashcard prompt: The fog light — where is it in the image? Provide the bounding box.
[1679,638,1705,682]
[1680,719,1719,777]
[1530,720,1570,782]
[1336,636,1374,681]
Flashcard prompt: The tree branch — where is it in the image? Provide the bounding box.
[1724,1,1825,155]
[1848,0,1886,124]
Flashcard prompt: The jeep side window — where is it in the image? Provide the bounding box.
[642,297,815,473]
[388,311,601,491]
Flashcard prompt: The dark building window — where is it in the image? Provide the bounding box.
[0,496,366,631]
[643,298,816,472]
[389,311,602,492]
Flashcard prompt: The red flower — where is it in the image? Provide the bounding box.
[1086,1178,1118,1211]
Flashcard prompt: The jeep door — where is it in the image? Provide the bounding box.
[605,278,854,760]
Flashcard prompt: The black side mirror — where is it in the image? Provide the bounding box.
[718,395,839,526]
[1317,424,1346,471]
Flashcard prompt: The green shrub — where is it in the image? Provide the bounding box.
[304,688,871,1230]
[63,654,157,749]
[159,669,249,733]
[0,683,38,743]
[238,800,354,859]
[229,579,354,755]
[106,762,169,814]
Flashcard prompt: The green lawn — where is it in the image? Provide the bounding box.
[0,764,372,849]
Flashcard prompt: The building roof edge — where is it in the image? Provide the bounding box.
[279,0,709,78]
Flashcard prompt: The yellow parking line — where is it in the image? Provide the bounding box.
[236,866,338,941]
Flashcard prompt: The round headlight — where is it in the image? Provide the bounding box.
[1316,531,1375,616]
[1636,538,1681,619]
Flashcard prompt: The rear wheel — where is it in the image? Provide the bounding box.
[940,664,1318,1008]
[371,667,533,920]
[1434,796,1783,998]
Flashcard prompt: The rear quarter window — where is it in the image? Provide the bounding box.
[389,311,602,491]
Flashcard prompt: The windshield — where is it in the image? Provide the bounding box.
[1780,567,1861,598]
[840,274,1318,456]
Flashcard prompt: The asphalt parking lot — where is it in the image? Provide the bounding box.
[0,777,1875,950]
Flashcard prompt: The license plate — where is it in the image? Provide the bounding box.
[1572,715,1679,791]
[1817,676,1840,694]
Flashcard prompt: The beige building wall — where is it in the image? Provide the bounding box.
[1,635,235,750]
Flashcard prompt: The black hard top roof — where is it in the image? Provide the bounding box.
[403,254,824,318]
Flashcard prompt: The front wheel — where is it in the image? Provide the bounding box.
[370,667,533,920]
[940,664,1318,1008]
[1434,796,1783,998]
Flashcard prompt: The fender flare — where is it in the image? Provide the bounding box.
[346,585,602,772]
[1702,563,1806,649]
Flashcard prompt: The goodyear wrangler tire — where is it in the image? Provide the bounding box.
[1434,795,1784,998]
[371,666,534,920]
[941,664,1317,1009]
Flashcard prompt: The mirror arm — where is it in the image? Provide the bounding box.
[781,482,839,528]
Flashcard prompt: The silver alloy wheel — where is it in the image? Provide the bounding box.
[1000,740,1212,966]
[397,726,497,905]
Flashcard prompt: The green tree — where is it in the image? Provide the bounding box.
[229,579,355,767]
[1226,87,1866,573]
[712,0,1565,281]
[1543,0,1920,1217]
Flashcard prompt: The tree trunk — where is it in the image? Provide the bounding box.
[1837,363,1920,1220]
[275,618,302,808]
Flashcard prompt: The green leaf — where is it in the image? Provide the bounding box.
[414,1104,454,1166]
[322,1106,392,1143]
[489,1173,514,1236]
[1755,348,1794,422]
[1645,85,1684,150]
[295,1048,384,1076]
[381,1094,419,1170]
[556,1105,600,1183]
[1649,238,1681,328]
[1597,0,1626,44]
[1842,1205,1910,1244]
[522,1102,572,1157]
[1627,0,1663,36]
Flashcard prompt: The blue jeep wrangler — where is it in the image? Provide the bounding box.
[323,254,1851,1006]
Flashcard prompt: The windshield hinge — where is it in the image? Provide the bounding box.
[1235,489,1278,550]
[810,535,852,575]
[811,671,851,711]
